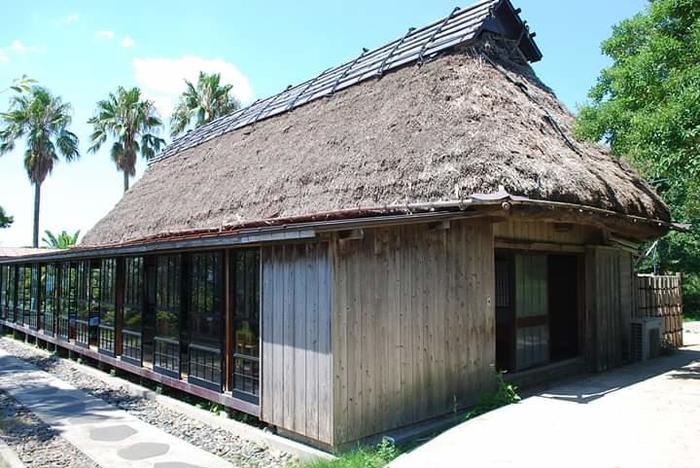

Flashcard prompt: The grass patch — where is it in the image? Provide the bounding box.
[305,439,399,468]
[465,372,520,420]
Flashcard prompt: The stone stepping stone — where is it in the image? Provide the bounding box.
[155,463,207,468]
[89,424,137,442]
[118,442,170,461]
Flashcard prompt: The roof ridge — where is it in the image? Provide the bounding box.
[150,0,538,165]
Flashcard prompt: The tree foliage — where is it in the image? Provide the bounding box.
[0,206,12,228]
[0,75,37,95]
[0,86,80,247]
[88,86,165,192]
[575,0,700,311]
[42,229,80,249]
[170,72,240,137]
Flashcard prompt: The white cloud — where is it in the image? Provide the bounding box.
[132,56,255,119]
[8,40,40,54]
[0,40,42,64]
[96,30,115,40]
[120,36,135,48]
[57,13,79,26]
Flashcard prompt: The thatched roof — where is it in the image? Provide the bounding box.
[0,247,61,259]
[82,1,669,247]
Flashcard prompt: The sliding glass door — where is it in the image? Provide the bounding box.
[231,249,260,404]
[188,252,223,390]
[122,257,144,365]
[154,255,182,378]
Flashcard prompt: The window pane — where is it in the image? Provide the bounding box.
[189,252,223,389]
[154,255,181,376]
[122,257,144,364]
[232,249,260,401]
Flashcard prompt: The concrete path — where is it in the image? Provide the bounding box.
[0,349,233,468]
[392,325,700,468]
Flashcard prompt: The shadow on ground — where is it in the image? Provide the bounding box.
[536,348,700,404]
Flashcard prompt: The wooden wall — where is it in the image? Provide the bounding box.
[260,242,333,444]
[494,219,601,247]
[330,220,495,446]
[584,247,635,371]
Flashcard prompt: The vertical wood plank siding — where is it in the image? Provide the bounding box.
[585,247,634,371]
[261,242,333,444]
[494,220,601,245]
[331,220,495,445]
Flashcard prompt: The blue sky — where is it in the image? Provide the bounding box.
[0,0,646,247]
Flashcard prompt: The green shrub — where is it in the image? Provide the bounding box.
[465,372,520,420]
[305,439,399,468]
[683,273,700,321]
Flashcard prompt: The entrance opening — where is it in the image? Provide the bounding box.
[495,252,580,373]
[548,255,579,361]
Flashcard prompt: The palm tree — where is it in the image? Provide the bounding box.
[0,206,12,228]
[42,229,80,249]
[0,75,36,95]
[0,87,80,247]
[170,72,240,137]
[88,86,165,192]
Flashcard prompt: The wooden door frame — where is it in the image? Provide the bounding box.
[495,248,586,373]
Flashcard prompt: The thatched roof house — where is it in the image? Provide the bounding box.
[81,1,669,248]
[0,0,679,450]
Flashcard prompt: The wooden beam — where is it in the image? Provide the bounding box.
[494,238,586,253]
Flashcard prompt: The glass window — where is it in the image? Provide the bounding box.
[154,254,181,376]
[18,265,38,328]
[98,259,117,354]
[188,252,223,389]
[232,249,260,402]
[0,265,4,320]
[57,262,76,339]
[122,257,144,364]
[0,265,15,321]
[41,264,58,335]
[74,261,91,346]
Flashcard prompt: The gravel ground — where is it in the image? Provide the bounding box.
[0,391,99,467]
[0,337,293,468]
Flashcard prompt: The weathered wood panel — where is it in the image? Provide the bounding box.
[331,220,495,445]
[494,220,601,247]
[584,247,634,371]
[261,243,332,444]
[636,274,683,348]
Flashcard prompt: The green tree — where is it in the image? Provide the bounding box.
[170,72,240,137]
[0,75,36,95]
[575,0,700,313]
[0,77,35,232]
[43,229,80,249]
[88,86,165,192]
[0,87,80,247]
[0,206,12,228]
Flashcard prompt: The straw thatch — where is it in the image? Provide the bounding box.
[82,35,669,247]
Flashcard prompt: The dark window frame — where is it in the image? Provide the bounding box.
[154,254,182,378]
[188,251,224,391]
[231,249,260,404]
[122,256,144,365]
